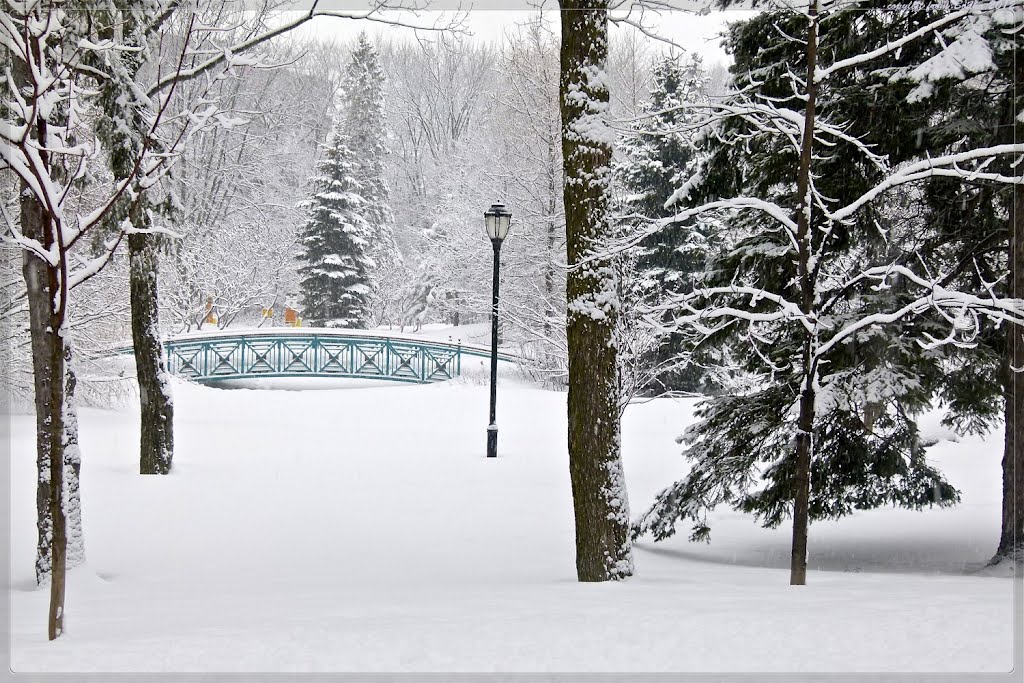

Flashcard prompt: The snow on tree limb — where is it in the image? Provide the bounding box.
[828,144,1024,223]
[812,1,1005,83]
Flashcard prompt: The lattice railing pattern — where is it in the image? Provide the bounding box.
[164,334,466,384]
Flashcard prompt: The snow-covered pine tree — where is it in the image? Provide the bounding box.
[618,51,708,290]
[298,129,376,328]
[629,0,1023,584]
[340,33,401,276]
[615,51,717,395]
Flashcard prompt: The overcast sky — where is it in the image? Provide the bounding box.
[288,8,758,68]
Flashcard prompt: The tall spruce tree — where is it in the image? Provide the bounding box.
[297,129,376,328]
[341,33,400,270]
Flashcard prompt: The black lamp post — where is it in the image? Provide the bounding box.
[484,202,512,458]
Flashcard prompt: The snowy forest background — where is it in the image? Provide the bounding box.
[1,7,735,402]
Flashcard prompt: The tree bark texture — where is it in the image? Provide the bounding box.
[559,0,634,582]
[790,0,821,586]
[21,192,64,591]
[129,229,175,474]
[21,190,69,641]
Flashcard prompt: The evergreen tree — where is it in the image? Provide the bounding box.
[615,51,717,394]
[341,33,400,270]
[632,1,1021,582]
[297,129,376,328]
[618,51,709,290]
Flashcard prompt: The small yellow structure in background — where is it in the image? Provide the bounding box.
[205,295,218,325]
[261,307,274,319]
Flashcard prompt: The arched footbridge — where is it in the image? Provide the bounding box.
[125,329,519,384]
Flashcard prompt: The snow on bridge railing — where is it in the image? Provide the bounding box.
[106,327,520,384]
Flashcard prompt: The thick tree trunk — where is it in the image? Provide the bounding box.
[129,230,175,474]
[994,182,1024,565]
[559,0,634,582]
[789,0,820,586]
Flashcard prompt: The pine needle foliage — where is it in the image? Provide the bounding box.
[297,129,375,328]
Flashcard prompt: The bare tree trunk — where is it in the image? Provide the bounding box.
[559,0,634,582]
[22,197,63,591]
[21,187,69,641]
[790,0,820,587]
[129,228,175,474]
[16,48,76,637]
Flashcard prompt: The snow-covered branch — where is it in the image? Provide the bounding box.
[828,144,1024,223]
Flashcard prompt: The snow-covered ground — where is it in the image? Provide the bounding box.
[6,367,1016,672]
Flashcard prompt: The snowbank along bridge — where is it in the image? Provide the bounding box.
[153,329,515,384]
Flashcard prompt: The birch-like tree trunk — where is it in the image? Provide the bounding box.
[559,0,634,582]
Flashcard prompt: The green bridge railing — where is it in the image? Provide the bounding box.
[153,329,515,384]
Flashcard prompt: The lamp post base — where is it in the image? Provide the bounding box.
[487,425,498,458]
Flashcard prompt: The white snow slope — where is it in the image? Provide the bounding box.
[6,371,1016,673]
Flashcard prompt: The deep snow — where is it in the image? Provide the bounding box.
[5,365,1016,672]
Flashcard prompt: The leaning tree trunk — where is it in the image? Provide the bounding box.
[559,0,634,582]
[129,227,175,474]
[789,0,821,586]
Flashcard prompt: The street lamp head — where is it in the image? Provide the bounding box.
[484,202,512,241]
